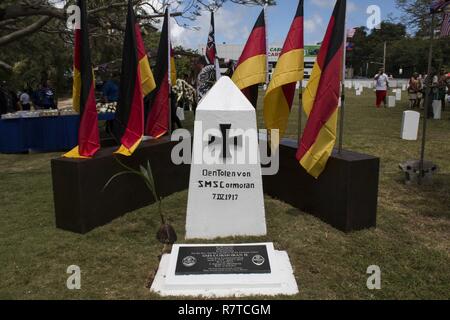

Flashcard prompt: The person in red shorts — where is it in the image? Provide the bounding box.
[374,68,389,108]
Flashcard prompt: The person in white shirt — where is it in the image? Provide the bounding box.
[19,90,31,111]
[374,68,389,108]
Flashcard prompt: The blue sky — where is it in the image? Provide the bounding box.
[171,0,402,48]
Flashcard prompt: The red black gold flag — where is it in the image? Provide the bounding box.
[231,9,266,108]
[296,0,346,178]
[264,0,304,139]
[113,0,156,156]
[64,0,100,159]
[145,9,171,138]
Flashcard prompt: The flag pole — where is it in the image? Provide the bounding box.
[167,5,172,135]
[297,0,305,145]
[212,9,221,81]
[419,12,436,185]
[298,81,303,143]
[338,3,348,155]
[264,1,270,147]
[264,2,270,87]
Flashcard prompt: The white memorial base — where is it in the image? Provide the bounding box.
[150,243,299,298]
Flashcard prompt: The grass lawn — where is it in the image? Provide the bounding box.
[0,89,449,300]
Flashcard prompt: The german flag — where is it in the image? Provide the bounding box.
[145,9,170,138]
[264,0,304,139]
[296,0,346,178]
[64,0,100,159]
[113,0,156,156]
[231,9,266,108]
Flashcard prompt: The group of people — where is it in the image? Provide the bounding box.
[374,67,449,118]
[0,80,57,115]
[407,73,425,109]
[408,68,448,113]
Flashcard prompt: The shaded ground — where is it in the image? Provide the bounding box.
[0,89,449,299]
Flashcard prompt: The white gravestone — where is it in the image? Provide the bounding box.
[388,96,396,108]
[401,111,420,140]
[432,100,442,120]
[395,89,402,101]
[355,84,363,96]
[185,76,266,239]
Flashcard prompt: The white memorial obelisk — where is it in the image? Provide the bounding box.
[185,77,266,239]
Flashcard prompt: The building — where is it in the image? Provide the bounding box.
[198,44,321,80]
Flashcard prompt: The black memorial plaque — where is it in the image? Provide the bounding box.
[175,245,271,275]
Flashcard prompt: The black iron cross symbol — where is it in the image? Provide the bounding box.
[208,124,242,160]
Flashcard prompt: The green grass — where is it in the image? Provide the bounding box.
[0,89,449,300]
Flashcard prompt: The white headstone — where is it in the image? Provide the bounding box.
[355,83,363,96]
[395,89,402,101]
[432,100,442,120]
[388,96,396,108]
[401,111,420,140]
[185,76,266,239]
[402,84,407,91]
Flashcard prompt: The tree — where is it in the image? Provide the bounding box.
[173,46,200,80]
[0,19,72,93]
[395,0,449,73]
[0,0,275,47]
[347,22,408,77]
[396,0,446,36]
[0,0,275,92]
[346,19,449,78]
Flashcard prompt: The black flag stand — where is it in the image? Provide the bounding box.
[419,13,436,185]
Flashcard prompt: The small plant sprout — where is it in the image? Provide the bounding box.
[103,158,178,246]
